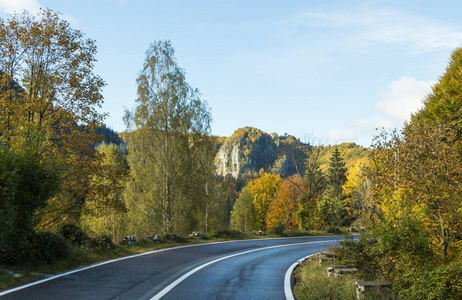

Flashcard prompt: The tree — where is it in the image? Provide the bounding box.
[247,173,282,230]
[342,162,375,228]
[412,47,462,132]
[266,175,302,230]
[124,40,211,235]
[319,148,348,227]
[297,144,326,230]
[192,135,228,234]
[0,144,59,264]
[81,143,129,241]
[230,187,256,232]
[0,9,106,226]
[371,123,462,261]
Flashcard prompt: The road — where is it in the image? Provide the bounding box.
[0,235,343,300]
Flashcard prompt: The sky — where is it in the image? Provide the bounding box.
[1,0,461,147]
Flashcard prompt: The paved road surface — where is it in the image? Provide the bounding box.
[0,236,343,300]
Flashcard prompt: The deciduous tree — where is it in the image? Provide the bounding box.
[124,40,211,235]
[0,9,105,227]
[81,143,129,241]
[266,175,302,230]
[247,173,282,230]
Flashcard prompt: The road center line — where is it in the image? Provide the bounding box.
[150,240,335,300]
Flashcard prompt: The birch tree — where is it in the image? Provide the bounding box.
[124,40,211,235]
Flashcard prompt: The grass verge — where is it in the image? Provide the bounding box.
[293,255,357,300]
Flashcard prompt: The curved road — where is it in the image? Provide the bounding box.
[0,236,343,300]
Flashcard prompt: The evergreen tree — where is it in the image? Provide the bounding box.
[328,148,348,199]
[297,145,326,230]
[319,148,348,228]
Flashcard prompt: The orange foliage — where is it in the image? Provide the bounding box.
[266,175,303,230]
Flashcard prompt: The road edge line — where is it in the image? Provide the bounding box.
[0,236,336,297]
[284,253,318,300]
[150,241,333,300]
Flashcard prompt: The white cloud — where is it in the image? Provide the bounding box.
[326,128,356,144]
[327,118,395,146]
[0,0,42,14]
[375,76,433,123]
[294,8,462,52]
[0,0,79,26]
[327,76,433,146]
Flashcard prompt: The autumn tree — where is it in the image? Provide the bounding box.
[81,143,129,241]
[124,40,212,235]
[371,123,462,261]
[342,162,375,228]
[266,175,302,230]
[230,187,256,232]
[0,9,105,227]
[247,173,282,230]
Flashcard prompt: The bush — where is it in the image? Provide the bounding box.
[29,232,69,264]
[57,223,90,247]
[269,222,285,235]
[88,233,114,250]
[162,233,186,243]
[212,230,242,239]
[336,235,382,280]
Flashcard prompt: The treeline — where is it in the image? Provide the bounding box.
[0,9,372,267]
[332,47,462,298]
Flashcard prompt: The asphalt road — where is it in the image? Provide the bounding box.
[0,235,343,300]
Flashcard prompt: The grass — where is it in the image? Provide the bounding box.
[293,250,397,300]
[0,229,341,292]
[293,255,357,300]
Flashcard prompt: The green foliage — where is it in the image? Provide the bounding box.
[0,144,60,265]
[212,229,243,239]
[93,125,125,148]
[124,40,212,235]
[318,148,349,227]
[57,223,91,247]
[337,235,382,280]
[269,222,285,235]
[230,187,257,232]
[57,223,114,250]
[411,47,462,132]
[82,143,129,241]
[0,9,106,228]
[294,255,357,300]
[29,232,69,264]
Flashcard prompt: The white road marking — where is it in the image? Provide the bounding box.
[0,236,338,297]
[284,253,317,300]
[150,240,334,300]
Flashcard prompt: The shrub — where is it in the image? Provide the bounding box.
[88,233,114,250]
[336,235,382,280]
[57,223,90,247]
[212,230,242,239]
[269,222,285,235]
[29,232,69,264]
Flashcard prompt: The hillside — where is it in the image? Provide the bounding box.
[215,127,370,179]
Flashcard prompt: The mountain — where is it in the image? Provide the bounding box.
[215,127,370,179]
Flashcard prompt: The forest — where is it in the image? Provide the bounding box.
[1,9,462,298]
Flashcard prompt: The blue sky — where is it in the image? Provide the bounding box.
[1,0,462,147]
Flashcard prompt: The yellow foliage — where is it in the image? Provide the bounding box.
[266,175,302,230]
[247,173,282,230]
